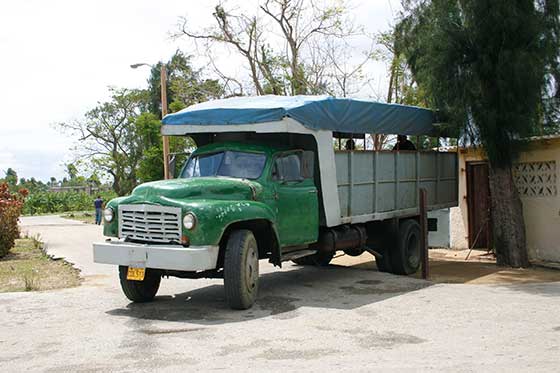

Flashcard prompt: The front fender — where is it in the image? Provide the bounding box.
[183,200,278,246]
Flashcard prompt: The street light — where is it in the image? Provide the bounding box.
[130,62,171,180]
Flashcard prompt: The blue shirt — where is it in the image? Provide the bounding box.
[94,198,103,209]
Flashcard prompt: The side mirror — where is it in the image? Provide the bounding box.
[301,151,315,179]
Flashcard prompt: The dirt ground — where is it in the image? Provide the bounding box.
[0,238,81,292]
[333,248,560,285]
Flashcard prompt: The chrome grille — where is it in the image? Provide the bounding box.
[118,204,181,243]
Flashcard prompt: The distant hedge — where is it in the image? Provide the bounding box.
[0,183,26,258]
[23,190,117,215]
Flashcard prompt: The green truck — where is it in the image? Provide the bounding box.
[93,96,458,309]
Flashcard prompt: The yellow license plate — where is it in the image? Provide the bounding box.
[127,267,145,281]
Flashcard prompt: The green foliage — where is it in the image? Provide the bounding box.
[4,168,18,188]
[66,164,78,180]
[133,112,194,183]
[22,190,117,215]
[58,88,148,195]
[147,51,223,117]
[15,177,48,194]
[397,0,560,167]
[0,183,26,258]
[57,53,217,194]
[135,112,165,182]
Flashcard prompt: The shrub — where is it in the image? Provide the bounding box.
[22,190,117,215]
[0,183,26,258]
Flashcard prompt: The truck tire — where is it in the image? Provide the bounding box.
[118,266,161,303]
[292,251,334,266]
[391,219,421,275]
[224,229,259,310]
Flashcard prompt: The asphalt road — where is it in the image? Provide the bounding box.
[1,216,559,372]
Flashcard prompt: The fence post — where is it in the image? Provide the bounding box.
[419,188,429,280]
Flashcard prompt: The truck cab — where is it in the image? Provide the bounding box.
[95,141,322,309]
[94,95,458,309]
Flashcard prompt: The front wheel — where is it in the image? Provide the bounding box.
[118,266,161,303]
[223,230,259,310]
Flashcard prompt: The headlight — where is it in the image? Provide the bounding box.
[183,212,197,230]
[103,207,114,222]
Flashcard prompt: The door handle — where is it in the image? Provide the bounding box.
[308,190,318,194]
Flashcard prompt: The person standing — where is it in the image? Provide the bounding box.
[94,195,104,225]
[393,135,417,151]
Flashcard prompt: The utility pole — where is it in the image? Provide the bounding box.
[130,62,172,180]
[160,65,171,179]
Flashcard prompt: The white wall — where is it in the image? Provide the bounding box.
[517,142,560,262]
[428,209,451,248]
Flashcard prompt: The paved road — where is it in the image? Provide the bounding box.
[19,216,113,280]
[1,216,559,372]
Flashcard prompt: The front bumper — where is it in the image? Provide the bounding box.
[93,240,219,272]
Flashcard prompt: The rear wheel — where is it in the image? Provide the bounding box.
[224,230,259,310]
[118,266,161,303]
[292,251,334,266]
[391,219,421,275]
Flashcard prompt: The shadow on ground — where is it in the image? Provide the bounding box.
[107,264,429,325]
[345,251,560,285]
[106,251,560,326]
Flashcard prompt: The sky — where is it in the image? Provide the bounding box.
[0,0,401,182]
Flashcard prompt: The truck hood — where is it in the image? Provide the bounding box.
[131,177,262,201]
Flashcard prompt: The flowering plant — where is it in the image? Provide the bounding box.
[0,183,27,258]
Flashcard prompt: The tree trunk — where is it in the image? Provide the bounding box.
[487,165,530,268]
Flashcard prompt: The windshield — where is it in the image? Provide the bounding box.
[181,151,267,180]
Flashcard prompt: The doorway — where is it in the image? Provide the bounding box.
[466,162,492,249]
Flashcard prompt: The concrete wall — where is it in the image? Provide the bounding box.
[428,209,450,248]
[450,139,560,263]
[517,140,560,262]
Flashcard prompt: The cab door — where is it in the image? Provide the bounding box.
[271,151,319,247]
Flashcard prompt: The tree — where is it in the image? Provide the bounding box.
[143,52,217,179]
[176,1,371,97]
[4,168,17,188]
[146,51,223,117]
[59,53,219,191]
[58,88,148,195]
[369,29,429,150]
[135,112,195,182]
[135,112,166,182]
[67,164,78,180]
[397,0,560,267]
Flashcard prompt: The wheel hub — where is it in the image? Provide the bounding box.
[244,245,258,292]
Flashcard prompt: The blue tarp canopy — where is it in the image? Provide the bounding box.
[162,95,437,136]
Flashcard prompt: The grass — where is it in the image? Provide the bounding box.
[60,210,97,224]
[0,236,81,292]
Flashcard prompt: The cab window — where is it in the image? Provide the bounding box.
[273,152,311,182]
